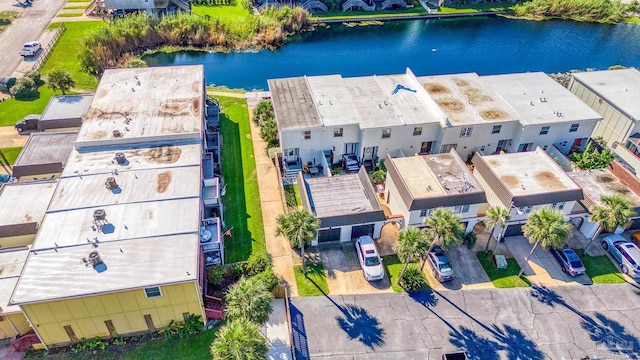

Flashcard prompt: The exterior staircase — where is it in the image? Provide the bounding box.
[342,0,374,11]
[171,0,191,12]
[381,0,405,9]
[302,0,328,12]
[204,295,224,320]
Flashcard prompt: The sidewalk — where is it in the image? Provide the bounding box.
[245,94,299,297]
[265,299,292,360]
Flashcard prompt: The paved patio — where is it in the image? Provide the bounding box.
[423,244,494,291]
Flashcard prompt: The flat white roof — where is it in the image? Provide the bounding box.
[33,198,201,250]
[0,248,29,314]
[306,174,379,218]
[482,72,602,125]
[571,68,640,121]
[40,94,94,122]
[417,72,520,126]
[62,142,202,177]
[48,166,201,212]
[75,66,204,148]
[11,234,199,304]
[481,147,580,195]
[0,182,57,227]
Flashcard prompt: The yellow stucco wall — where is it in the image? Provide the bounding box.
[21,281,204,346]
[17,173,60,183]
[0,235,35,249]
[0,312,31,339]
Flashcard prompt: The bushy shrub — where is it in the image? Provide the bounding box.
[71,337,108,353]
[126,58,148,68]
[253,99,274,126]
[259,119,278,145]
[253,268,279,291]
[244,251,272,277]
[10,77,38,100]
[208,265,227,286]
[23,70,42,85]
[400,266,425,292]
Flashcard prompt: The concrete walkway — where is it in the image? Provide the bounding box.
[243,92,299,297]
[265,299,293,360]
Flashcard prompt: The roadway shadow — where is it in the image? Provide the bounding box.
[289,301,310,360]
[530,285,640,358]
[449,325,502,360]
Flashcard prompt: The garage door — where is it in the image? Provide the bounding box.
[504,224,523,237]
[317,228,341,243]
[351,224,375,240]
[627,218,640,231]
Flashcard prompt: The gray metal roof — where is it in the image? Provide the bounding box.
[571,68,640,121]
[417,72,520,126]
[0,248,29,314]
[482,72,603,126]
[75,66,204,148]
[268,77,322,130]
[13,131,78,178]
[0,181,57,229]
[40,94,94,122]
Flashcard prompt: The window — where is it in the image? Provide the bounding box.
[551,202,565,210]
[517,206,533,214]
[334,128,343,137]
[382,129,391,139]
[561,141,568,147]
[453,205,470,214]
[569,124,579,132]
[144,286,162,298]
[302,131,311,140]
[441,144,457,153]
[540,126,550,135]
[542,145,548,150]
[420,209,432,217]
[491,125,502,134]
[413,127,423,136]
[460,127,473,138]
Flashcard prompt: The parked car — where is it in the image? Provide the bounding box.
[427,245,454,282]
[355,235,384,281]
[549,247,585,276]
[343,154,359,172]
[602,235,640,278]
[20,41,41,57]
[15,114,40,133]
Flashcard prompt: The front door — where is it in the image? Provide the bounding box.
[441,143,457,153]
[496,139,510,153]
[420,141,433,154]
[517,143,533,152]
[363,146,378,161]
[344,143,359,155]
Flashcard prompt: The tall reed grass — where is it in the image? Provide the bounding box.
[79,7,312,75]
[512,0,630,23]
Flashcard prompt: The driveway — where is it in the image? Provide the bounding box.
[423,245,493,291]
[504,236,592,286]
[290,283,640,360]
[0,0,66,76]
[319,242,394,295]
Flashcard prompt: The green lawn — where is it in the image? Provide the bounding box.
[294,263,329,296]
[477,252,530,288]
[0,147,22,165]
[219,96,265,263]
[56,13,83,17]
[438,2,514,13]
[316,7,427,20]
[63,5,87,9]
[42,21,106,91]
[576,249,626,284]
[0,86,58,126]
[192,1,250,20]
[0,11,19,35]
[283,184,301,208]
[382,255,429,292]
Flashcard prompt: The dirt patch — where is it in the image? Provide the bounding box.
[465,88,493,103]
[480,109,508,121]
[436,99,464,113]
[191,97,200,115]
[156,171,171,193]
[424,83,451,94]
[24,214,33,222]
[453,78,469,87]
[500,174,520,187]
[159,99,190,115]
[0,126,28,148]
[614,187,630,195]
[534,171,565,189]
[147,210,154,219]
[596,175,615,183]
[146,146,181,164]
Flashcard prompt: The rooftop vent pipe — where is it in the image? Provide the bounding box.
[105,177,118,190]
[115,152,127,165]
[93,209,107,221]
[87,251,107,273]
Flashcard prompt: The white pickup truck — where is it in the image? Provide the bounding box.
[20,41,41,57]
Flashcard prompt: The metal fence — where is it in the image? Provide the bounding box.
[32,23,66,71]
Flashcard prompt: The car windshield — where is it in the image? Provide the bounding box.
[365,256,380,266]
[439,263,452,272]
[570,261,583,268]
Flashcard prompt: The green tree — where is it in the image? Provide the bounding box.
[9,76,37,99]
[210,319,268,360]
[421,208,465,270]
[369,169,386,185]
[585,193,634,252]
[276,208,320,275]
[518,208,572,277]
[47,70,75,95]
[259,119,278,145]
[394,227,429,281]
[484,205,511,254]
[253,99,274,126]
[225,276,273,324]
[570,140,614,170]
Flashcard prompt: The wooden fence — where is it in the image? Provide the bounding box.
[32,23,66,71]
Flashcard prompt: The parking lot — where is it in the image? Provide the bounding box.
[422,244,493,291]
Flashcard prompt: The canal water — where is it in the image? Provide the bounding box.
[143,16,640,90]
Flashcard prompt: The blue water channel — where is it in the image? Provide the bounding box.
[143,16,640,90]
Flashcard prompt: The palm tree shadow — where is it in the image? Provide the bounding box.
[491,324,544,360]
[335,304,386,349]
[449,326,502,360]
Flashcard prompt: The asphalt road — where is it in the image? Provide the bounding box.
[290,283,640,360]
[0,0,65,76]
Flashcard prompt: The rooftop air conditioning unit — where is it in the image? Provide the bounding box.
[93,209,107,221]
[87,251,107,273]
[105,177,118,190]
[115,152,127,165]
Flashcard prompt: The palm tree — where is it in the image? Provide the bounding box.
[585,194,634,252]
[276,208,320,275]
[518,208,572,277]
[210,318,268,360]
[47,70,75,95]
[394,227,429,280]
[484,205,511,254]
[225,276,273,324]
[421,208,465,270]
